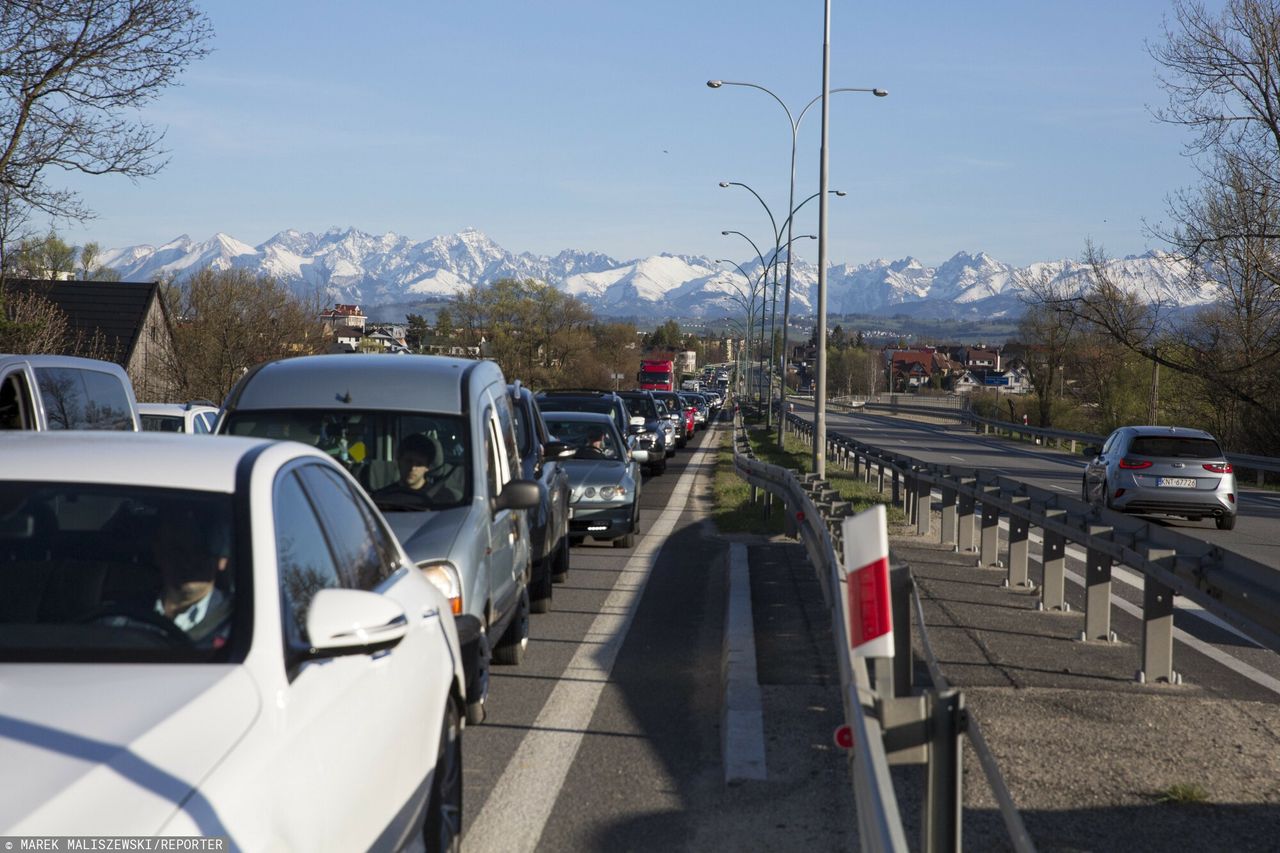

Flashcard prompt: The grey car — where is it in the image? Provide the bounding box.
[1082,425,1238,530]
[541,410,642,548]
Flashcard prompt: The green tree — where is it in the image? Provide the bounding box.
[405,313,429,351]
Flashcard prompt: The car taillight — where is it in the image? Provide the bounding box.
[1118,458,1152,469]
[1203,462,1233,474]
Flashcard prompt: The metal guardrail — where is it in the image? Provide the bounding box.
[731,414,1032,853]
[785,412,1280,675]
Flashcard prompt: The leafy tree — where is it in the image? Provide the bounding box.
[645,319,682,351]
[434,306,454,341]
[405,313,429,351]
[164,268,327,403]
[3,231,76,281]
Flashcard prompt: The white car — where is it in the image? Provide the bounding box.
[0,433,467,851]
[138,401,220,434]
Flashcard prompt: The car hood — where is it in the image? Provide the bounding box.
[564,460,632,488]
[385,505,472,563]
[0,664,259,835]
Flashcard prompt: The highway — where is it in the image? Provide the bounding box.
[455,401,1280,850]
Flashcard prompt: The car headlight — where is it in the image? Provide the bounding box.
[419,560,462,615]
[573,484,629,503]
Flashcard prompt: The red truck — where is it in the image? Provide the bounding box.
[637,358,675,392]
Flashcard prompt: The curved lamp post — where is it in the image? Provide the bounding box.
[715,257,769,402]
[721,181,847,421]
[720,230,773,404]
[708,78,886,451]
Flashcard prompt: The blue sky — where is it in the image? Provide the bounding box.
[58,1,1201,269]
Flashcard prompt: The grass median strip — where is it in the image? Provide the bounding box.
[711,424,905,533]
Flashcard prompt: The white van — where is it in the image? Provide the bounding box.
[0,355,140,431]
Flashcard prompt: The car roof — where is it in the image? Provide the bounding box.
[137,403,218,416]
[0,432,292,492]
[226,354,496,416]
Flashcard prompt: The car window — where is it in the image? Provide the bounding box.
[223,409,472,507]
[35,367,134,430]
[0,371,35,430]
[1129,436,1223,458]
[494,393,520,476]
[274,470,342,645]
[483,411,500,498]
[296,465,388,591]
[511,394,534,456]
[0,483,237,662]
[141,414,184,432]
[543,418,621,460]
[192,413,210,434]
[1100,431,1119,455]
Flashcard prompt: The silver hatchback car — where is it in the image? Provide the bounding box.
[1082,425,1237,530]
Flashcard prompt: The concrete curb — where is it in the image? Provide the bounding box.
[721,541,767,782]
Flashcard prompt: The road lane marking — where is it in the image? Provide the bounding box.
[466,424,720,851]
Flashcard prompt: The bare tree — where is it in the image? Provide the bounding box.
[0,0,213,227]
[164,268,327,403]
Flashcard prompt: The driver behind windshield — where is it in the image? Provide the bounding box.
[374,433,464,505]
[151,506,231,641]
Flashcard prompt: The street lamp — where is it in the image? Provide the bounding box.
[707,78,886,456]
[720,230,772,405]
[715,258,769,404]
[720,180,847,425]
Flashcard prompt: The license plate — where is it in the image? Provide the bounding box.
[1157,477,1196,488]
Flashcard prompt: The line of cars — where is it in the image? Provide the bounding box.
[0,350,724,850]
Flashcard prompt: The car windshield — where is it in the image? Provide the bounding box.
[543,418,622,461]
[620,395,657,420]
[1129,436,1223,459]
[638,370,670,385]
[223,410,471,511]
[0,483,238,662]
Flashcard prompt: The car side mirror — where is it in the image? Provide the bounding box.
[1083,445,1100,458]
[629,415,646,428]
[494,479,541,512]
[632,448,651,464]
[304,589,408,658]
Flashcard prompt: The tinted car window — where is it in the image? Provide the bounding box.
[537,397,627,436]
[35,367,134,430]
[141,415,184,432]
[0,483,236,662]
[1128,436,1222,458]
[617,394,657,420]
[274,470,342,644]
[297,465,388,591]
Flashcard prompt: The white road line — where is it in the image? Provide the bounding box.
[465,425,719,852]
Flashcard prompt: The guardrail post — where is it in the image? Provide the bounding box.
[957,486,976,553]
[877,462,887,495]
[1083,526,1114,642]
[924,689,964,853]
[892,563,914,697]
[940,487,957,548]
[916,476,933,537]
[1139,547,1178,684]
[979,494,1001,569]
[1039,523,1068,612]
[891,467,902,509]
[1005,499,1031,590]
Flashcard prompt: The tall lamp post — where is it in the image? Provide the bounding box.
[707,78,886,465]
[715,258,769,404]
[719,181,845,430]
[720,229,772,409]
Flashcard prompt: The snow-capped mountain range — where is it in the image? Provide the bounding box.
[98,226,1215,321]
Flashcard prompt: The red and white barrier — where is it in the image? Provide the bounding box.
[841,504,893,659]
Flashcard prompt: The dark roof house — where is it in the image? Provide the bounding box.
[2,278,178,401]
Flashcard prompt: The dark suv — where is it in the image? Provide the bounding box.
[536,388,663,475]
[616,390,672,475]
[509,382,574,612]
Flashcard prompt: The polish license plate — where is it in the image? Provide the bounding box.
[1157,477,1196,488]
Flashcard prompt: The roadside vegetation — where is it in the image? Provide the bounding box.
[711,415,906,536]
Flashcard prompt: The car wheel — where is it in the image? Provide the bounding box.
[530,558,553,614]
[423,700,463,853]
[465,628,490,726]
[493,589,529,666]
[551,535,570,584]
[651,457,666,476]
[613,510,639,548]
[1216,514,1237,531]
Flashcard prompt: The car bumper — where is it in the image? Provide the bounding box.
[569,503,635,539]
[1111,480,1236,518]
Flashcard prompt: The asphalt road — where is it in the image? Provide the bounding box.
[459,418,857,852]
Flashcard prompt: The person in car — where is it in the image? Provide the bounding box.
[151,506,233,644]
[575,428,610,460]
[375,433,464,504]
